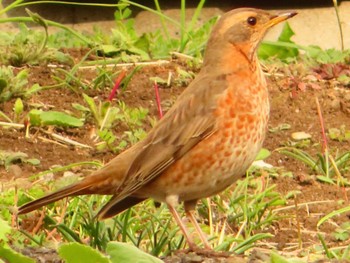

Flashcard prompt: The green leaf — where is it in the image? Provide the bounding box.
[278,22,295,42]
[259,22,298,60]
[83,93,99,122]
[72,103,90,112]
[0,78,8,93]
[334,231,349,241]
[14,98,24,116]
[0,151,28,168]
[40,111,83,127]
[0,218,11,242]
[306,46,350,64]
[232,233,273,254]
[98,45,121,56]
[255,148,271,160]
[26,83,42,96]
[26,158,40,166]
[270,252,289,263]
[318,205,350,228]
[270,252,305,263]
[58,243,110,263]
[0,243,35,263]
[316,175,335,185]
[134,34,150,57]
[29,109,84,127]
[338,74,350,85]
[28,109,42,126]
[122,7,132,20]
[26,8,48,29]
[106,242,163,263]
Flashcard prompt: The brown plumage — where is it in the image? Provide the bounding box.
[18,8,297,251]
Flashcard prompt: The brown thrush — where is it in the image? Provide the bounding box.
[18,8,297,251]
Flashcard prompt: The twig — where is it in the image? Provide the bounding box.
[315,97,328,154]
[38,135,69,148]
[0,121,24,128]
[41,129,92,148]
[171,51,196,61]
[332,0,344,50]
[79,60,170,70]
[47,200,68,240]
[32,209,46,235]
[274,200,335,212]
[294,194,302,249]
[12,186,18,228]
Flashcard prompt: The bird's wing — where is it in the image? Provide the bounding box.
[97,72,231,218]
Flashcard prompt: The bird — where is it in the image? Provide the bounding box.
[18,8,297,252]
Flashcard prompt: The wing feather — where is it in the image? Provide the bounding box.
[97,73,231,218]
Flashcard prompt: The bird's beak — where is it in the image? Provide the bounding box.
[264,11,297,29]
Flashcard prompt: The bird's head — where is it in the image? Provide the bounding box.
[203,8,297,67]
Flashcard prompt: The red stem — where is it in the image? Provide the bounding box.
[154,81,163,118]
[315,97,328,153]
[108,69,127,102]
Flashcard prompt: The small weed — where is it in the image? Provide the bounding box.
[13,98,24,123]
[306,47,350,64]
[0,67,41,102]
[0,23,72,66]
[175,67,196,86]
[80,93,122,129]
[318,232,350,260]
[79,93,148,152]
[108,4,150,60]
[0,150,40,170]
[278,147,350,184]
[96,0,217,60]
[333,222,350,241]
[268,123,291,133]
[328,125,350,142]
[279,98,350,185]
[96,129,127,153]
[281,139,312,149]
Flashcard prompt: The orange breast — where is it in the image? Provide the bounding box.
[137,70,270,203]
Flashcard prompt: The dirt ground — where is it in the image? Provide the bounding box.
[1,49,350,262]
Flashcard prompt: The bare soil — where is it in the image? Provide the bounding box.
[1,49,350,262]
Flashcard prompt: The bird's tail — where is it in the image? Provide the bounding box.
[18,145,142,216]
[18,177,98,215]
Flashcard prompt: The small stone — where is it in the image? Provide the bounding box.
[330,99,341,111]
[252,160,273,168]
[344,93,350,102]
[8,165,22,178]
[291,132,312,141]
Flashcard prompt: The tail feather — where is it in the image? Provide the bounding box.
[97,196,146,219]
[18,181,92,215]
[18,145,143,216]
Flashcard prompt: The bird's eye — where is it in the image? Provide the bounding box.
[247,16,257,26]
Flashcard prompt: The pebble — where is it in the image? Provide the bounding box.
[8,164,22,178]
[291,132,312,141]
[330,98,341,111]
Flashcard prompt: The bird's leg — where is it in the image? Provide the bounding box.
[166,195,198,251]
[184,200,231,258]
[184,200,211,250]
